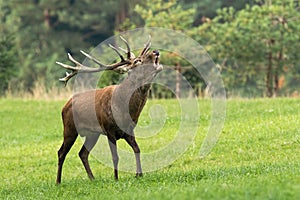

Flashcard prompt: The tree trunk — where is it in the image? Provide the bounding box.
[274,21,285,97]
[274,70,279,97]
[176,63,181,98]
[115,1,129,30]
[274,50,282,98]
[266,51,273,97]
[44,8,50,29]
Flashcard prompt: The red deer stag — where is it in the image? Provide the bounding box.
[56,36,163,184]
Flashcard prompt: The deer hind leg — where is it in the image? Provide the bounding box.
[124,135,142,177]
[108,138,119,180]
[56,130,78,184]
[78,134,99,180]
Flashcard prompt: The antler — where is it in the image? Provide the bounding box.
[57,36,133,86]
[139,35,151,56]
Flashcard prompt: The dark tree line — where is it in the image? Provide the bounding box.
[0,0,299,97]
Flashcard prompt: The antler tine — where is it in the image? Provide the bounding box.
[118,47,127,53]
[56,53,83,86]
[80,50,132,70]
[80,50,111,68]
[57,36,137,86]
[56,53,82,71]
[120,36,131,59]
[140,35,151,56]
[58,71,77,86]
[108,44,125,62]
[57,51,132,86]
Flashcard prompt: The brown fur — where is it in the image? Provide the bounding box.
[56,49,162,184]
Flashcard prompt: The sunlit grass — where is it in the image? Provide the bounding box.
[0,98,299,199]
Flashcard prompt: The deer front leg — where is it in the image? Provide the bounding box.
[79,134,99,180]
[125,135,142,177]
[108,138,119,180]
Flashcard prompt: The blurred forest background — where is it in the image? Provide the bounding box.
[0,0,299,98]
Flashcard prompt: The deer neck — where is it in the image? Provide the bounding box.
[129,83,150,122]
[113,79,151,123]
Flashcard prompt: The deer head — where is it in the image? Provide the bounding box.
[56,36,163,86]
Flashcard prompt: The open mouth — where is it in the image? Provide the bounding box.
[155,56,159,65]
[153,50,160,65]
[153,50,163,72]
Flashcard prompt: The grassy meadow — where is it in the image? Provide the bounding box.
[0,98,299,199]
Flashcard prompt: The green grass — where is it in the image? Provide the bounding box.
[0,98,299,199]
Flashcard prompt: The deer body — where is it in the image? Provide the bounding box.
[56,36,162,184]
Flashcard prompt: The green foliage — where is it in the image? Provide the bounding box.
[135,0,195,31]
[0,98,299,199]
[196,0,300,97]
[121,0,208,96]
[0,0,140,93]
[97,71,123,88]
[122,0,300,97]
[179,0,222,23]
[0,35,17,95]
[0,0,299,97]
